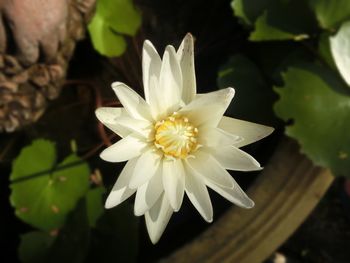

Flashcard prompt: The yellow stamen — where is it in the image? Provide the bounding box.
[154,113,198,159]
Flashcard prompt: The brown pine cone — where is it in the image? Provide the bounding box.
[0,0,96,132]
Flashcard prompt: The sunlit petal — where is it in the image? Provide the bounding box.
[145,193,173,244]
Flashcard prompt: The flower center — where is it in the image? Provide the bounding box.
[154,113,198,159]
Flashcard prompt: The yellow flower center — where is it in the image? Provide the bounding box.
[154,113,199,159]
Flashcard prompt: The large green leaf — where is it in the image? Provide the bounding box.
[18,189,106,263]
[18,231,54,263]
[250,0,317,41]
[231,0,272,25]
[10,140,90,231]
[88,0,141,57]
[217,54,277,125]
[88,14,127,57]
[96,0,141,35]
[308,0,350,29]
[86,186,106,227]
[330,20,350,87]
[274,64,350,176]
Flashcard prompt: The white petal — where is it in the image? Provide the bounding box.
[114,116,153,139]
[134,166,163,216]
[184,163,213,222]
[111,82,152,121]
[145,193,173,244]
[198,127,242,148]
[218,116,274,148]
[142,40,162,103]
[204,178,254,209]
[158,45,183,115]
[105,158,138,209]
[162,159,185,211]
[148,75,163,120]
[95,107,131,138]
[210,146,262,171]
[100,133,148,162]
[187,150,234,189]
[129,149,161,189]
[179,88,235,127]
[177,33,196,104]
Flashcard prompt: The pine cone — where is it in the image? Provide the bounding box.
[0,0,96,132]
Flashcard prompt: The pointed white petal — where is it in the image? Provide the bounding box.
[210,146,262,171]
[142,40,162,103]
[100,134,148,163]
[145,193,173,244]
[111,82,152,121]
[129,149,161,189]
[95,107,131,138]
[179,88,235,127]
[162,159,185,211]
[205,178,255,209]
[105,158,138,209]
[114,116,153,139]
[198,127,242,148]
[187,150,234,189]
[184,163,213,222]
[134,167,163,216]
[148,75,163,120]
[177,33,196,104]
[218,116,274,148]
[158,45,183,115]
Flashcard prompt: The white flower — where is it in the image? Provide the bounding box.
[95,33,274,244]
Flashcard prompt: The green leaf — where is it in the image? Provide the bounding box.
[330,20,350,87]
[88,14,127,57]
[88,0,141,57]
[217,54,277,125]
[10,139,90,231]
[231,0,272,25]
[48,198,90,263]
[250,0,317,41]
[88,203,139,263]
[308,0,350,29]
[274,64,350,176]
[96,0,141,36]
[86,187,106,227]
[318,33,337,70]
[18,231,54,263]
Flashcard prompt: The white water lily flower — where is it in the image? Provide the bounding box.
[96,33,273,244]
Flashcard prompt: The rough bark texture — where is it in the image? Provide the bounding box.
[0,0,95,132]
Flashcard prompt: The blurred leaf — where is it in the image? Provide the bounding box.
[88,203,139,263]
[88,14,127,57]
[308,0,350,29]
[330,20,350,87]
[88,0,141,57]
[49,199,90,263]
[86,187,106,227]
[217,54,277,125]
[318,33,337,70]
[250,0,317,41]
[19,231,54,263]
[97,0,141,35]
[274,64,350,176]
[231,0,272,25]
[10,139,90,231]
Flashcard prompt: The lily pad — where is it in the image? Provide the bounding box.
[250,0,317,41]
[308,0,350,29]
[10,139,90,231]
[274,64,350,176]
[88,0,141,57]
[217,54,277,125]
